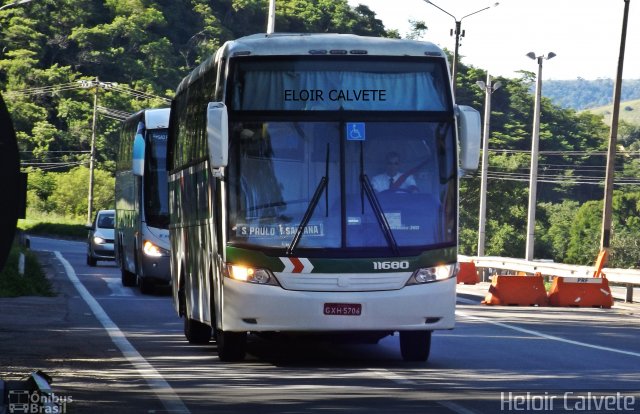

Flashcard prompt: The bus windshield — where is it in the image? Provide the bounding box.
[227,120,456,254]
[144,129,169,228]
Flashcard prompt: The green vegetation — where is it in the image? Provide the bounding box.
[586,99,640,127]
[0,244,54,297]
[543,79,640,110]
[18,218,87,240]
[1,1,640,268]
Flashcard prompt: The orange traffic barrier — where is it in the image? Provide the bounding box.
[457,261,479,285]
[547,249,614,308]
[482,273,548,306]
[547,276,614,308]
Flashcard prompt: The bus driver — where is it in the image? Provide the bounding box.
[371,151,419,193]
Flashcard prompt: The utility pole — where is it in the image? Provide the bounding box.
[525,52,555,261]
[78,78,116,224]
[601,0,630,254]
[476,73,501,257]
[87,77,98,225]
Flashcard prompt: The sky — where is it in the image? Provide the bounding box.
[347,0,640,80]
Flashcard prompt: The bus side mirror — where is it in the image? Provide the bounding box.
[206,102,229,169]
[132,132,145,176]
[456,105,481,171]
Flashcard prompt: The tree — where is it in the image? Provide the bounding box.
[565,201,601,265]
[48,166,114,218]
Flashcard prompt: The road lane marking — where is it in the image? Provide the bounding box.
[101,277,135,296]
[55,251,190,413]
[457,309,640,358]
[368,369,481,414]
[368,368,417,385]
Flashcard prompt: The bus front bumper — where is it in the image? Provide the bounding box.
[141,255,171,283]
[221,276,456,332]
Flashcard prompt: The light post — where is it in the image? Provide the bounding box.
[423,1,498,96]
[476,73,501,257]
[525,51,555,261]
[77,78,117,224]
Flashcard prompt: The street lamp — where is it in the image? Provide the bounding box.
[476,73,501,257]
[525,51,555,261]
[423,1,498,96]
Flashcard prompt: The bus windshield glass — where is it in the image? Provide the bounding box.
[144,128,169,228]
[229,58,451,112]
[227,120,456,253]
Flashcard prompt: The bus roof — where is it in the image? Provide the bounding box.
[125,108,170,129]
[176,33,447,96]
[144,108,170,129]
[224,33,445,58]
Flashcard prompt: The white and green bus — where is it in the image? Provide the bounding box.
[167,33,480,362]
[115,108,171,294]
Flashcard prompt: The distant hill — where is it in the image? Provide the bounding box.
[585,99,640,126]
[542,79,640,110]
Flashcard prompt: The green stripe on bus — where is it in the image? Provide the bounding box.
[225,246,456,273]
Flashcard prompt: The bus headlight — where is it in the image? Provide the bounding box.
[143,240,169,257]
[406,264,457,285]
[93,236,106,245]
[226,264,279,286]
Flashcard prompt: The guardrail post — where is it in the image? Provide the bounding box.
[481,268,490,282]
[626,284,633,303]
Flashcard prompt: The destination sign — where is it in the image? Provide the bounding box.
[284,89,387,102]
[236,223,324,238]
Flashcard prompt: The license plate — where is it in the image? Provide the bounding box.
[323,303,362,316]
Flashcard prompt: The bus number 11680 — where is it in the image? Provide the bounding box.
[373,261,409,270]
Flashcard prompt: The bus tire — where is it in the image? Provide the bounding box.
[86,254,97,267]
[216,330,247,362]
[121,268,136,287]
[399,330,432,362]
[184,317,211,344]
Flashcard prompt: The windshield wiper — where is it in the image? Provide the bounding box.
[361,174,399,255]
[286,144,330,256]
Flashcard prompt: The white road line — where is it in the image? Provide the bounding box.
[457,309,640,358]
[54,251,190,413]
[368,369,481,414]
[101,277,135,297]
[367,368,417,385]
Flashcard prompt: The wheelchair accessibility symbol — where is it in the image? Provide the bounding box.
[346,122,365,141]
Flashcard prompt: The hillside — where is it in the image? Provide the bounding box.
[586,99,640,126]
[542,79,640,110]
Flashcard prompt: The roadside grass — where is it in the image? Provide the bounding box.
[0,244,55,297]
[18,210,87,240]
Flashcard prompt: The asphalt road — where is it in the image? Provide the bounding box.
[5,236,639,414]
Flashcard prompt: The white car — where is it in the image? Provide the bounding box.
[86,209,115,266]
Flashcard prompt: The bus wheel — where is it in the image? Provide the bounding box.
[86,254,97,267]
[399,330,432,362]
[216,330,247,362]
[121,268,136,287]
[184,318,211,344]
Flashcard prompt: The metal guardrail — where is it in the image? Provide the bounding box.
[459,255,640,302]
